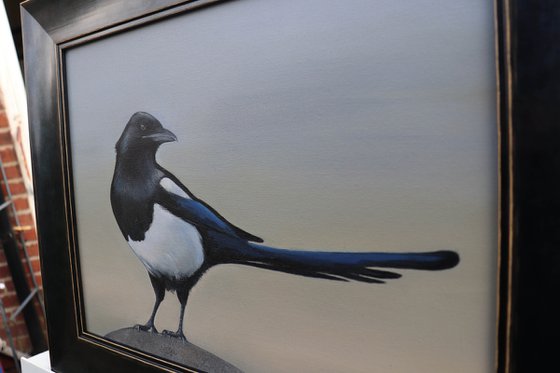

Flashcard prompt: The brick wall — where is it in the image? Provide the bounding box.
[0,91,44,354]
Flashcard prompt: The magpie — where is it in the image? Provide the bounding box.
[110,111,460,342]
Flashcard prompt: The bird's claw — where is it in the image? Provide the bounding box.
[134,323,158,334]
[162,329,187,342]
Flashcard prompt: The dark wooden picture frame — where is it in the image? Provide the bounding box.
[20,0,558,371]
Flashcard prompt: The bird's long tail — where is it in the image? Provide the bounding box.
[227,244,459,284]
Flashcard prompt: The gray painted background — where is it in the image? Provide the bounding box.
[65,0,497,372]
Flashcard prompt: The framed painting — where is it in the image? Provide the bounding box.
[20,0,557,371]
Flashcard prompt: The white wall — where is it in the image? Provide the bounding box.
[0,3,35,220]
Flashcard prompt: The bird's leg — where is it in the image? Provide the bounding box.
[135,274,164,333]
[162,287,189,342]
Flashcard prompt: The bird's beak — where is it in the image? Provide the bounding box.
[142,128,178,143]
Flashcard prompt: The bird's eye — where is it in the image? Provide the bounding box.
[140,124,146,131]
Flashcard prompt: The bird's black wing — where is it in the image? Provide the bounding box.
[157,168,263,242]
[191,197,264,242]
[155,185,264,242]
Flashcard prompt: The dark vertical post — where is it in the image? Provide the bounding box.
[509,1,560,371]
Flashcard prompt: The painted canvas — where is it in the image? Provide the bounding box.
[64,0,497,371]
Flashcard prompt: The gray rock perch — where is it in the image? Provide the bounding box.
[106,327,242,372]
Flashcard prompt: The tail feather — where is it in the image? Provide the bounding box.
[228,244,459,284]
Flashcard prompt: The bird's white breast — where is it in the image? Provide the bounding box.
[127,203,204,280]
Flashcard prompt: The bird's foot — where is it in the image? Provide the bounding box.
[162,329,187,342]
[134,323,158,334]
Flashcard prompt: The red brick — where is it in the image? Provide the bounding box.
[1,280,15,292]
[22,263,42,280]
[2,282,15,293]
[1,293,20,308]
[23,277,38,293]
[2,164,22,180]
[0,130,13,145]
[10,323,29,337]
[13,318,26,326]
[22,229,37,241]
[15,336,30,349]
[4,334,30,351]
[30,259,42,273]
[0,112,8,128]
[4,180,26,195]
[14,336,32,353]
[25,270,43,285]
[0,264,11,278]
[24,242,40,257]
[34,275,43,287]
[13,197,30,211]
[0,146,17,163]
[16,212,34,227]
[15,336,31,347]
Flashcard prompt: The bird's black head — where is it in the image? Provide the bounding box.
[116,112,177,154]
